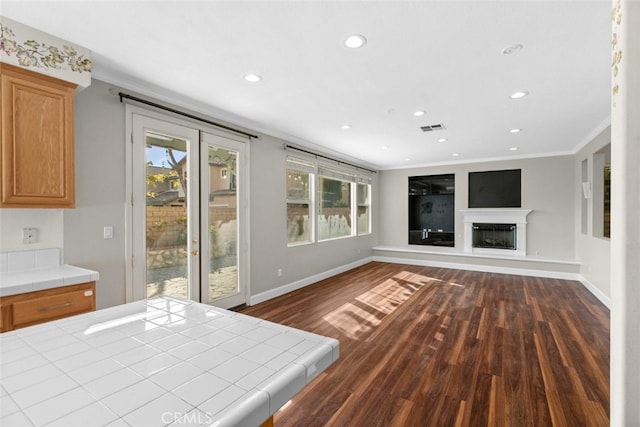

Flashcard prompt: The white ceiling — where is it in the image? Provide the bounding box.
[3,1,612,170]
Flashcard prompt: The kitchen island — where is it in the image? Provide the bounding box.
[0,296,339,426]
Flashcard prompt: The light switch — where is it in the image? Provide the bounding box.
[23,228,38,244]
[103,226,114,239]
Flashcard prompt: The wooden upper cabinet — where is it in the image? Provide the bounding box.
[1,63,76,208]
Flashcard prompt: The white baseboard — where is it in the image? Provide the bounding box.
[578,276,611,308]
[372,255,582,280]
[249,257,374,305]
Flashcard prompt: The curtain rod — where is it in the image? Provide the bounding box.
[285,144,377,174]
[118,92,259,140]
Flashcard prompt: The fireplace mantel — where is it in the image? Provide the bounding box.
[460,208,532,256]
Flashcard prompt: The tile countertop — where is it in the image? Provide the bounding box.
[0,249,99,297]
[0,296,340,427]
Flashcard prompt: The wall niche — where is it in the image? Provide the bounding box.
[408,174,455,247]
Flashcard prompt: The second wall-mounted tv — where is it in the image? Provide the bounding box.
[468,169,521,208]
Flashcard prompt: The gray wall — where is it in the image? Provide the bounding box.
[64,79,377,308]
[379,156,575,259]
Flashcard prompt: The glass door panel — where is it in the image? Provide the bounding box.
[145,133,190,299]
[201,132,246,309]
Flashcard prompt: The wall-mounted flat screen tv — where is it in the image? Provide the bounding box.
[468,169,521,208]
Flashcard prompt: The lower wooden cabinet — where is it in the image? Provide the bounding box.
[0,282,95,332]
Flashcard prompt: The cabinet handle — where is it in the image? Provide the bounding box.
[39,301,74,312]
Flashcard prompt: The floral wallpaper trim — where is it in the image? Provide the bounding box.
[0,22,92,73]
[611,0,622,99]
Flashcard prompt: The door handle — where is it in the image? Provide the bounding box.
[191,249,199,256]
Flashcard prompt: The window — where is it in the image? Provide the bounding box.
[318,167,355,241]
[357,179,371,235]
[286,156,373,244]
[286,158,314,245]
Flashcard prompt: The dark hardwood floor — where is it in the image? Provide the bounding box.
[241,262,610,427]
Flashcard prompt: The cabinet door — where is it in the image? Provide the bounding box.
[1,64,76,207]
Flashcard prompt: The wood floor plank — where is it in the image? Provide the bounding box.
[242,262,610,426]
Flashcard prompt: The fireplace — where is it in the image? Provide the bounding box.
[460,208,532,256]
[473,223,516,250]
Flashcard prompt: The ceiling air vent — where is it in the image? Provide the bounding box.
[420,124,446,132]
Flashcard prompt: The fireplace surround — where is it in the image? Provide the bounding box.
[460,209,532,256]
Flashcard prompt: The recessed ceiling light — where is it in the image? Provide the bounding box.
[404,158,411,161]
[344,34,367,49]
[510,91,529,99]
[244,73,262,83]
[341,124,352,130]
[509,147,519,151]
[381,145,388,150]
[438,138,448,143]
[502,43,523,55]
[452,153,460,157]
[413,110,426,117]
[510,128,522,133]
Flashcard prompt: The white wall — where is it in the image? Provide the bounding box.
[574,126,611,301]
[379,156,575,259]
[0,209,64,252]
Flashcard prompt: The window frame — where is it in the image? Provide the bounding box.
[286,157,315,246]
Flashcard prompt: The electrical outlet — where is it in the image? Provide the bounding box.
[23,228,37,244]
[103,226,114,239]
[277,268,283,277]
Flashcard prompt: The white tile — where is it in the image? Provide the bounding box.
[197,384,246,417]
[81,330,129,348]
[179,324,217,339]
[35,248,61,269]
[0,393,20,416]
[208,390,270,427]
[0,252,8,273]
[23,387,96,426]
[112,344,161,366]
[2,362,64,393]
[7,251,35,272]
[0,351,46,374]
[210,357,261,384]
[102,380,165,417]
[131,325,173,343]
[40,339,93,361]
[172,372,230,407]
[217,336,258,355]
[148,362,204,391]
[1,410,34,426]
[151,333,192,351]
[264,351,298,371]
[235,366,276,391]
[98,337,144,356]
[123,393,193,427]
[11,374,78,409]
[55,348,108,371]
[205,316,237,329]
[45,402,119,427]
[104,418,130,427]
[167,341,209,360]
[222,320,258,335]
[256,364,306,412]
[83,368,144,399]
[238,342,283,365]
[130,352,181,376]
[195,329,235,347]
[241,326,282,343]
[68,358,124,384]
[149,313,186,327]
[187,347,234,371]
[264,333,304,351]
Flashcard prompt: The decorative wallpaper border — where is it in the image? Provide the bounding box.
[0,16,91,88]
[611,0,622,100]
